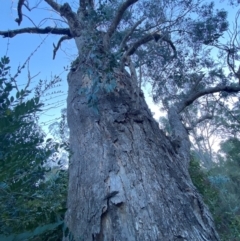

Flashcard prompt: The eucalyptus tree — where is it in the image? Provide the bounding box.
[1,0,240,240]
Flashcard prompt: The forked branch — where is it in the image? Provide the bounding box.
[105,0,139,47]
[120,17,146,50]
[121,32,177,67]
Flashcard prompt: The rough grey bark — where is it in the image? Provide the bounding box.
[65,60,219,240]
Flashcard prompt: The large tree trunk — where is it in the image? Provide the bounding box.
[64,56,219,240]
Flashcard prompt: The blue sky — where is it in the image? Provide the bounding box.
[0,0,78,131]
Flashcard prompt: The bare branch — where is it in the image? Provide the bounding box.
[16,0,42,25]
[177,85,240,113]
[0,27,71,38]
[15,0,25,25]
[22,14,38,28]
[53,35,72,59]
[11,34,50,92]
[38,17,68,28]
[24,61,41,95]
[25,0,42,11]
[104,0,138,47]
[214,10,240,83]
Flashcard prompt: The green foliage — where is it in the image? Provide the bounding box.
[189,157,219,213]
[190,138,240,241]
[189,3,228,44]
[0,56,67,240]
[78,66,117,112]
[0,221,63,241]
[220,137,240,167]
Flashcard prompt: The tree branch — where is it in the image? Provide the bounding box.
[59,3,82,36]
[121,32,177,66]
[16,0,25,25]
[177,85,240,113]
[80,0,86,10]
[104,0,138,47]
[44,0,61,13]
[120,17,146,50]
[0,27,72,38]
[44,1,81,36]
[88,0,94,9]
[187,114,213,131]
[53,35,72,59]
[128,32,176,57]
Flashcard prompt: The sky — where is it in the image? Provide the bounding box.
[0,0,238,134]
[0,0,77,131]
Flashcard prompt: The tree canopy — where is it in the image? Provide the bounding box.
[1,0,239,148]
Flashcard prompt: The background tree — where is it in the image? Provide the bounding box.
[212,137,240,240]
[189,137,240,241]
[1,0,240,240]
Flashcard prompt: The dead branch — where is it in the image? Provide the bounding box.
[16,0,42,25]
[15,0,25,25]
[53,35,72,59]
[0,27,71,38]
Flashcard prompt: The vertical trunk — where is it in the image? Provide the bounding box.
[64,60,219,240]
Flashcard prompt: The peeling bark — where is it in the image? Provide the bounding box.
[64,60,219,240]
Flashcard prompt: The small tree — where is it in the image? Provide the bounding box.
[0,56,67,240]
